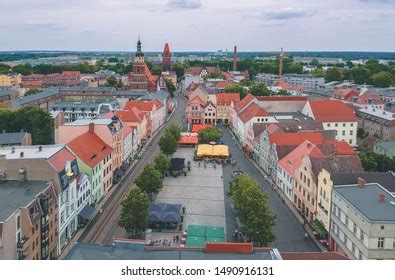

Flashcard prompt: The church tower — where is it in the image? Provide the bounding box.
[133,36,145,74]
[162,43,172,71]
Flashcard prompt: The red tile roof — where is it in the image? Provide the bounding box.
[62,71,81,76]
[216,81,235,89]
[281,252,349,260]
[332,88,359,100]
[205,242,253,254]
[216,93,240,105]
[192,124,212,133]
[124,100,157,112]
[309,100,357,122]
[111,109,143,123]
[48,148,76,172]
[356,91,383,105]
[323,140,355,155]
[123,125,133,137]
[269,132,325,146]
[239,103,269,123]
[236,93,255,112]
[67,132,113,168]
[275,81,304,92]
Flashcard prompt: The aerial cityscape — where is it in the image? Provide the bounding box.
[0,0,395,264]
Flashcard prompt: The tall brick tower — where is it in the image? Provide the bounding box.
[233,46,237,72]
[162,43,172,71]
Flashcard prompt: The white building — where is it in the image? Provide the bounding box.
[256,73,325,91]
[330,182,395,260]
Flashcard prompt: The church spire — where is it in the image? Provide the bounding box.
[136,36,144,57]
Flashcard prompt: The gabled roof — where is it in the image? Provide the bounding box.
[0,132,28,145]
[279,140,324,175]
[239,103,268,123]
[309,100,357,122]
[124,100,157,112]
[47,147,76,172]
[320,140,355,155]
[216,81,235,89]
[356,91,383,105]
[332,88,359,100]
[110,109,143,123]
[269,132,324,146]
[216,93,240,105]
[310,155,363,178]
[236,93,255,112]
[67,132,113,168]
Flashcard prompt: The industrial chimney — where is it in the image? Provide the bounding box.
[233,46,237,72]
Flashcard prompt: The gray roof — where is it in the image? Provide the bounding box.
[332,172,395,193]
[50,100,119,111]
[0,132,27,145]
[65,240,278,260]
[310,156,363,178]
[0,180,50,221]
[375,140,395,151]
[0,86,13,97]
[12,88,60,107]
[334,183,395,222]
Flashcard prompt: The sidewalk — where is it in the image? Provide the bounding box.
[59,100,179,259]
[226,127,327,252]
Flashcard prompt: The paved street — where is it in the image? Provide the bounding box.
[220,127,320,252]
[76,91,187,247]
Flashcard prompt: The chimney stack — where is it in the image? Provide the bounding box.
[20,152,24,158]
[11,147,15,154]
[38,146,42,152]
[89,122,95,133]
[378,193,385,202]
[233,46,237,72]
[357,177,366,188]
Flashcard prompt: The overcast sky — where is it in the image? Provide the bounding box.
[0,0,394,52]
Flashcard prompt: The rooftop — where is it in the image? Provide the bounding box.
[358,107,395,121]
[0,144,66,160]
[334,183,395,222]
[65,240,281,260]
[281,252,348,260]
[375,140,395,151]
[0,180,51,221]
[309,100,358,122]
[332,172,395,194]
[0,131,28,146]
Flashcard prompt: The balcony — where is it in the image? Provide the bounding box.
[16,237,29,251]
[41,222,49,232]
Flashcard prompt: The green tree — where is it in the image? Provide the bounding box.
[369,71,393,88]
[158,131,178,156]
[277,89,290,95]
[311,67,326,78]
[172,62,187,78]
[12,64,33,75]
[344,67,371,85]
[118,187,149,238]
[325,67,342,83]
[24,88,43,96]
[0,63,10,74]
[104,76,118,88]
[198,127,222,143]
[250,83,271,97]
[288,63,303,74]
[151,65,163,76]
[239,79,253,87]
[310,58,320,67]
[154,152,171,175]
[206,72,225,79]
[165,79,176,98]
[135,164,163,195]
[224,84,247,98]
[229,174,276,246]
[3,107,54,145]
[108,57,119,63]
[166,123,181,142]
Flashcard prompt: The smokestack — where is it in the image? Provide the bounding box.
[89,122,95,133]
[233,46,237,72]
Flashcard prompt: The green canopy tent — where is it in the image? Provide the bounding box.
[187,225,206,237]
[205,226,225,239]
[206,236,225,243]
[185,236,206,247]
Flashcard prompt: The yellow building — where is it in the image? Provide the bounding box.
[0,74,22,86]
[316,169,333,232]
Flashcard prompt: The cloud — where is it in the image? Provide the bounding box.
[168,0,201,9]
[261,9,314,20]
[359,0,395,3]
[22,21,66,32]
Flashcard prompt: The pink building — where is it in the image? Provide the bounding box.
[57,118,124,169]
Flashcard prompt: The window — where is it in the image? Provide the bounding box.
[350,123,354,127]
[380,225,384,230]
[307,178,310,187]
[378,237,384,248]
[343,123,346,127]
[16,216,21,230]
[353,224,357,235]
[350,130,353,136]
[327,123,331,127]
[335,123,338,127]
[342,130,346,136]
[360,232,364,242]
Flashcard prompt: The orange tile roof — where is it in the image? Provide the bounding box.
[48,148,76,172]
[323,140,355,155]
[279,140,324,175]
[239,103,269,123]
[356,91,383,105]
[124,100,157,112]
[216,81,235,89]
[269,132,325,146]
[192,124,212,133]
[309,100,357,122]
[332,88,359,100]
[216,93,240,105]
[110,110,142,123]
[178,135,199,145]
[236,93,255,112]
[275,81,304,91]
[205,242,253,254]
[67,132,113,168]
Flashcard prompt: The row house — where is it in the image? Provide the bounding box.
[331,88,384,110]
[302,100,358,146]
[0,180,57,260]
[112,109,146,144]
[57,118,123,170]
[293,155,363,223]
[216,93,240,124]
[0,145,88,255]
[67,130,113,204]
[122,126,134,164]
[230,93,256,131]
[0,74,21,86]
[185,66,220,80]
[124,99,166,137]
[330,182,395,259]
[356,107,395,140]
[185,95,206,125]
[203,100,217,125]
